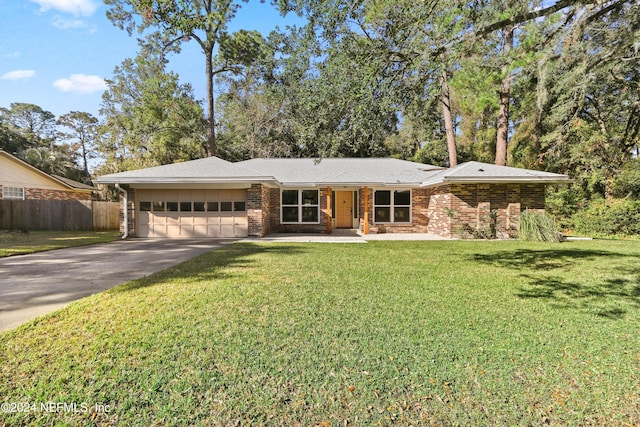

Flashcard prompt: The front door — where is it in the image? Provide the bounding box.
[336,191,353,228]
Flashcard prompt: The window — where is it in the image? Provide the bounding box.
[220,202,232,212]
[207,202,219,212]
[374,190,411,223]
[167,202,179,212]
[152,201,165,212]
[234,201,246,212]
[180,202,192,212]
[281,189,319,223]
[140,201,151,212]
[194,202,205,212]
[3,186,24,200]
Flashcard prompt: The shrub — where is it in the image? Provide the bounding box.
[612,159,640,199]
[573,198,640,237]
[545,184,585,230]
[518,211,562,242]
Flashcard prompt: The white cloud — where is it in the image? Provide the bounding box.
[52,17,88,29]
[53,74,107,94]
[4,52,21,59]
[31,0,99,16]
[1,69,36,80]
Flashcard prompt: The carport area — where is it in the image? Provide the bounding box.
[0,239,233,332]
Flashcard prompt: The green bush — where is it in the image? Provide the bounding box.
[573,198,640,237]
[518,210,562,242]
[612,159,640,199]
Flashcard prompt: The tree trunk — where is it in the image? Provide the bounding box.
[441,69,458,167]
[81,142,90,179]
[496,25,514,166]
[205,47,216,157]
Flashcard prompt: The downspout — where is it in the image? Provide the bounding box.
[115,184,128,239]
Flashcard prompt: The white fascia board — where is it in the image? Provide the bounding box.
[420,176,572,187]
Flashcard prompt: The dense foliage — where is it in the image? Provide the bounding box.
[573,199,640,237]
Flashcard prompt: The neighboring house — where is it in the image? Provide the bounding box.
[0,150,93,201]
[96,157,570,239]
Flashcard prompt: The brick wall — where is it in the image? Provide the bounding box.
[426,186,453,237]
[0,185,90,201]
[118,186,136,237]
[247,183,274,237]
[437,183,546,238]
[270,187,329,233]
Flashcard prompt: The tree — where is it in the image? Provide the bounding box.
[0,103,81,178]
[0,103,57,148]
[57,111,99,180]
[105,0,266,157]
[217,70,297,160]
[97,50,207,174]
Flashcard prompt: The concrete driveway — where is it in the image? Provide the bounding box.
[0,239,234,333]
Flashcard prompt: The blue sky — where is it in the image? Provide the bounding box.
[0,0,301,119]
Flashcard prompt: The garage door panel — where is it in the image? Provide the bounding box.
[193,214,207,225]
[194,225,208,237]
[220,224,234,236]
[136,189,247,238]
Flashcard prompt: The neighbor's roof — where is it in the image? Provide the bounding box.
[420,161,571,187]
[237,158,443,187]
[0,150,94,192]
[96,156,276,184]
[51,174,96,191]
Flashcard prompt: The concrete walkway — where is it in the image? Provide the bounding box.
[0,239,233,333]
[244,232,455,243]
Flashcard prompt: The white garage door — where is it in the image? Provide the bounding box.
[136,189,248,238]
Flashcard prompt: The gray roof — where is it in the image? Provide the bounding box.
[237,158,443,187]
[51,174,96,190]
[96,157,570,187]
[420,161,571,187]
[96,156,275,184]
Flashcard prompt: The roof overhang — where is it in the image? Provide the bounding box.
[420,176,573,188]
[95,176,278,186]
[279,182,422,188]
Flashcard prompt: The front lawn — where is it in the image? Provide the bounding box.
[1,240,639,425]
[0,230,120,257]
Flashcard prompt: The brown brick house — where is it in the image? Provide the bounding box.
[0,150,93,201]
[96,157,569,239]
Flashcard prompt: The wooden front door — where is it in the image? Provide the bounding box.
[336,191,353,228]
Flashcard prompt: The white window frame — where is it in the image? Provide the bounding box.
[281,189,320,224]
[373,189,412,224]
[3,186,25,200]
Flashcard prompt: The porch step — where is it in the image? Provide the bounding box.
[330,229,360,236]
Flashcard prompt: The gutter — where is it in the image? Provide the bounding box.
[115,184,128,239]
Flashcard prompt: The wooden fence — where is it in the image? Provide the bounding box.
[0,200,119,231]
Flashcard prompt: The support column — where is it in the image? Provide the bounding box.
[363,187,369,235]
[326,186,332,234]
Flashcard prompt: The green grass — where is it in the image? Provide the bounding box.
[0,230,120,257]
[1,240,639,426]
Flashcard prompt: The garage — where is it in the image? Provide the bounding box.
[135,189,248,238]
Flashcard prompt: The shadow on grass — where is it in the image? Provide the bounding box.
[469,248,640,319]
[110,242,306,293]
